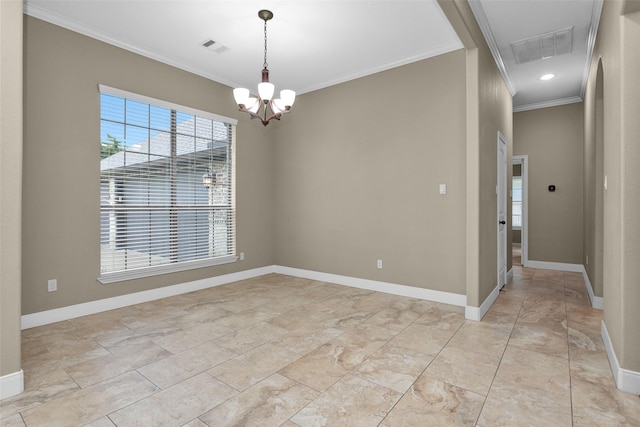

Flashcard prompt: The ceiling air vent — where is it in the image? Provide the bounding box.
[510,27,573,64]
[201,39,228,54]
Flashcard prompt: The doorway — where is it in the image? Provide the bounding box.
[512,155,528,267]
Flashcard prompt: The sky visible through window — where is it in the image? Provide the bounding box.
[100,94,195,151]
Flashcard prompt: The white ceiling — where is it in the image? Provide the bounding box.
[471,0,603,112]
[24,0,602,112]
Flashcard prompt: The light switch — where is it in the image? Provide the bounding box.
[439,184,447,195]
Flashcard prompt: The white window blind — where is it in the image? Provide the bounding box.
[513,177,522,228]
[99,86,237,283]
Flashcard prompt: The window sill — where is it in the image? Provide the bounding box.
[98,255,238,284]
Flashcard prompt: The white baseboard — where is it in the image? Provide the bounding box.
[579,265,604,309]
[507,268,513,283]
[525,260,583,272]
[21,265,468,329]
[601,320,640,394]
[273,265,467,307]
[21,266,275,330]
[525,261,603,309]
[465,284,500,321]
[0,369,24,400]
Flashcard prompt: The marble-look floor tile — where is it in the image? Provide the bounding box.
[388,323,455,356]
[382,374,484,426]
[64,341,172,388]
[425,345,500,396]
[181,419,209,427]
[267,306,335,331]
[108,373,237,427]
[479,347,571,426]
[170,305,233,329]
[83,417,116,427]
[67,316,131,341]
[291,374,401,427]
[568,328,610,372]
[353,344,433,393]
[478,381,572,426]
[214,306,284,330]
[566,306,602,335]
[362,307,421,331]
[95,323,182,350]
[151,322,233,353]
[509,323,569,359]
[21,371,158,427]
[269,325,344,355]
[487,294,523,315]
[571,376,640,426]
[208,343,300,391]
[0,368,79,419]
[496,346,570,393]
[413,306,466,331]
[21,338,109,373]
[280,324,398,392]
[278,342,358,392]
[0,413,26,427]
[330,324,398,355]
[447,321,510,358]
[214,321,289,354]
[12,272,632,427]
[137,340,236,389]
[481,306,519,326]
[199,373,318,427]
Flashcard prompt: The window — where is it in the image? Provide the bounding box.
[99,86,237,283]
[512,176,522,228]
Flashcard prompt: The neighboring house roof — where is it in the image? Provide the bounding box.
[101,117,230,171]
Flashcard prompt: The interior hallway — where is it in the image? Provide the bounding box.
[1,268,639,426]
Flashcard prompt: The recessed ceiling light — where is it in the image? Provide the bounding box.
[539,73,556,81]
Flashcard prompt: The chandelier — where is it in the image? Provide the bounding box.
[233,10,296,126]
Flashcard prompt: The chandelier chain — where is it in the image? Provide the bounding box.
[263,19,268,69]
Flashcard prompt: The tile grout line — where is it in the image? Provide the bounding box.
[473,267,528,426]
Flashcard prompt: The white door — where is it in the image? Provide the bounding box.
[497,132,507,289]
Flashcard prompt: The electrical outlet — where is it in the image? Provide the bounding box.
[240,252,245,261]
[377,259,383,269]
[439,184,447,195]
[48,279,57,292]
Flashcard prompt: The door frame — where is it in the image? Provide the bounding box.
[513,155,529,267]
[498,132,508,289]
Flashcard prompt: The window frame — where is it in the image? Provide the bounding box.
[98,85,238,284]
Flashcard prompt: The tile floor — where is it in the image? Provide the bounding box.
[2,267,639,426]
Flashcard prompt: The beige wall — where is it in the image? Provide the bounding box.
[22,16,275,315]
[584,0,640,373]
[513,230,521,244]
[274,50,468,294]
[21,2,514,321]
[583,60,604,298]
[439,0,513,307]
[514,103,584,264]
[0,0,23,380]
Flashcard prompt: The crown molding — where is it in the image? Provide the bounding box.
[467,0,517,96]
[580,0,604,99]
[23,2,239,89]
[296,41,464,95]
[513,96,583,113]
